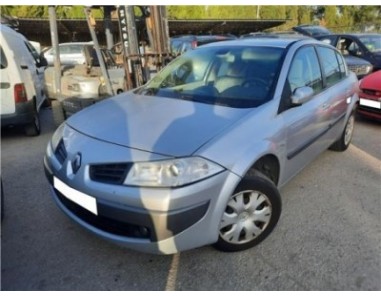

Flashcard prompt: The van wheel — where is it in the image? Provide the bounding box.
[24,109,41,137]
[214,170,281,252]
[51,100,66,127]
[329,113,354,152]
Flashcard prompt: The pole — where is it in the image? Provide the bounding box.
[84,7,114,96]
[48,6,62,102]
[103,6,114,50]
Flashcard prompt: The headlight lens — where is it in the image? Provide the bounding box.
[124,157,224,187]
[51,122,65,151]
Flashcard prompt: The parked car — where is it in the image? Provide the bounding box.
[44,38,358,254]
[316,34,381,71]
[170,35,237,56]
[44,44,126,125]
[357,70,381,120]
[292,24,332,37]
[42,42,93,66]
[0,24,47,136]
[241,30,373,79]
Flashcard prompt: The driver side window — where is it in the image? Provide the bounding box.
[280,46,323,112]
[287,46,323,93]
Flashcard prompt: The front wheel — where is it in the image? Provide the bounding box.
[329,113,355,152]
[214,171,281,252]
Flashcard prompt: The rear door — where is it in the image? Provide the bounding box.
[0,45,14,115]
[315,45,352,140]
[24,40,46,108]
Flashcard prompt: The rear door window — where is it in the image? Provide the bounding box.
[316,46,342,88]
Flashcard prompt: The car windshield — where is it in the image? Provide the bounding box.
[358,35,381,53]
[137,45,284,108]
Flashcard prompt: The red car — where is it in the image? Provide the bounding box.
[358,70,381,120]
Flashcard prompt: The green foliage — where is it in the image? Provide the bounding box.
[297,6,312,25]
[323,6,338,27]
[2,5,380,32]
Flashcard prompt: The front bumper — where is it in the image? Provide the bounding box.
[44,140,240,254]
[357,95,381,120]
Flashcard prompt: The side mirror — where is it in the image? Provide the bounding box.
[37,53,48,68]
[291,86,314,106]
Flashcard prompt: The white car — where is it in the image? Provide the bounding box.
[0,24,47,136]
[42,42,93,66]
[44,45,126,125]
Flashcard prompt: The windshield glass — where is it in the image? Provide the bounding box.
[137,45,285,108]
[358,35,381,53]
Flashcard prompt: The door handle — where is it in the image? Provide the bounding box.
[321,103,330,110]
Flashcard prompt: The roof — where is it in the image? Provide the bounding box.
[204,37,307,49]
[3,17,288,46]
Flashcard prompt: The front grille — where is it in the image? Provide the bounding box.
[55,140,67,164]
[348,65,369,76]
[55,189,151,240]
[362,89,379,96]
[89,163,130,185]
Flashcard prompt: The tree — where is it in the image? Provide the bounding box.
[297,6,312,25]
[260,6,286,19]
[323,6,338,28]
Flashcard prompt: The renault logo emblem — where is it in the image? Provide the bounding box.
[71,153,82,174]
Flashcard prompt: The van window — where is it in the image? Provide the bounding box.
[0,46,8,69]
[24,41,40,64]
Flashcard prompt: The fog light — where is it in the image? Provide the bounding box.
[138,226,150,238]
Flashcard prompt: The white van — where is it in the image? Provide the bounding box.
[0,24,47,136]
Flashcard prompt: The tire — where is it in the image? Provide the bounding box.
[51,100,66,127]
[214,170,282,252]
[329,113,355,152]
[24,105,41,137]
[1,179,4,221]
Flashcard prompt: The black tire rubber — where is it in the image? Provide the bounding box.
[214,170,282,252]
[329,113,355,152]
[51,100,66,127]
[1,179,4,221]
[24,104,41,137]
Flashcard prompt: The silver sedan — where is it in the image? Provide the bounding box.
[44,38,359,254]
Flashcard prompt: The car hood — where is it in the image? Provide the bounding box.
[360,70,381,90]
[344,55,372,66]
[66,92,251,156]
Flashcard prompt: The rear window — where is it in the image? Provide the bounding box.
[0,46,8,69]
[317,46,342,87]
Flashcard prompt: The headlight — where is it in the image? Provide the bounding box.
[365,65,373,74]
[124,157,224,187]
[51,122,65,151]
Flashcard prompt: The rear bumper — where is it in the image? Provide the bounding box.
[1,100,35,127]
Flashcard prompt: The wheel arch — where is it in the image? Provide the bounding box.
[245,154,281,186]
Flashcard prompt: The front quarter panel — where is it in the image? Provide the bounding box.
[197,100,285,182]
